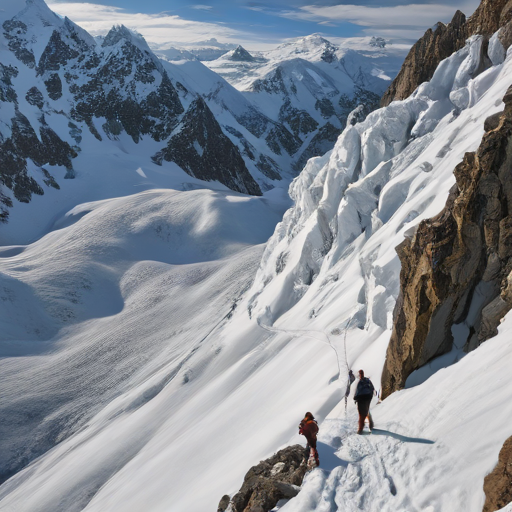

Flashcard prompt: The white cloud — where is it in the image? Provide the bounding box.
[46,1,246,46]
[192,5,213,11]
[298,3,474,26]
[263,1,480,41]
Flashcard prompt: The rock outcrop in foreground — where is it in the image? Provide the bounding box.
[381,0,512,106]
[218,445,306,512]
[483,436,512,512]
[382,85,512,398]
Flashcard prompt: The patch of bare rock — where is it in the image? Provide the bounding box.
[218,445,306,512]
[483,436,512,512]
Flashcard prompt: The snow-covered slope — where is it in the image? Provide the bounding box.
[207,34,408,172]
[1,0,321,232]
[248,32,510,385]
[2,18,512,512]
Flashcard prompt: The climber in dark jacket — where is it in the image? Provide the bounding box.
[299,412,319,466]
[354,369,375,434]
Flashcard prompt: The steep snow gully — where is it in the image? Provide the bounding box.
[2,8,512,512]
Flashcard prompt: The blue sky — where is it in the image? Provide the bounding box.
[47,0,482,50]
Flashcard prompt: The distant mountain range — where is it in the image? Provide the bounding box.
[0,0,406,234]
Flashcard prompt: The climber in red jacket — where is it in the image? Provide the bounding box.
[299,412,319,467]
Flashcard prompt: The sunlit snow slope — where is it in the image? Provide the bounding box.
[1,27,512,512]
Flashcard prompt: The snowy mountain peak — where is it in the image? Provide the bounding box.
[101,24,163,71]
[294,34,331,47]
[4,0,59,26]
[275,34,334,57]
[102,24,149,51]
[228,45,255,62]
[369,36,387,48]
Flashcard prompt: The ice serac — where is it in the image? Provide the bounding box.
[152,97,262,196]
[381,0,512,107]
[483,436,512,512]
[382,86,512,398]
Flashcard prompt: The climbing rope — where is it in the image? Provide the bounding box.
[257,309,357,415]
[342,315,355,413]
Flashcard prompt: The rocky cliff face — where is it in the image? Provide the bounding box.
[152,98,261,196]
[381,0,512,106]
[382,86,512,398]
[483,436,512,512]
[218,445,306,512]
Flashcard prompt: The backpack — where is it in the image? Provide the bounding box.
[357,377,374,397]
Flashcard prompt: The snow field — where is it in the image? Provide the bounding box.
[0,187,289,511]
[2,12,512,512]
[279,314,512,511]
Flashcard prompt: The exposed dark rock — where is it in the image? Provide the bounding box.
[44,73,62,100]
[294,122,340,172]
[218,495,231,512]
[41,168,60,189]
[265,124,302,157]
[498,19,512,51]
[25,86,44,108]
[152,98,262,196]
[37,30,79,74]
[382,86,512,398]
[321,46,337,63]
[252,67,287,95]
[3,19,36,68]
[485,112,503,132]
[71,65,182,143]
[235,107,271,139]
[0,111,76,206]
[315,98,336,119]
[256,155,282,181]
[279,99,318,138]
[0,63,18,103]
[339,86,380,126]
[0,192,13,223]
[382,0,512,107]
[466,0,512,35]
[483,436,512,512]
[220,445,307,512]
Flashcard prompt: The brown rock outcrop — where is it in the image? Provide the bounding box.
[381,11,467,107]
[218,445,307,512]
[466,0,512,35]
[483,436,512,512]
[381,0,512,107]
[381,85,512,398]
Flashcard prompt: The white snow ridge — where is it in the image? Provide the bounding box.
[2,2,512,512]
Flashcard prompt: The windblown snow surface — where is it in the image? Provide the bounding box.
[1,32,512,512]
